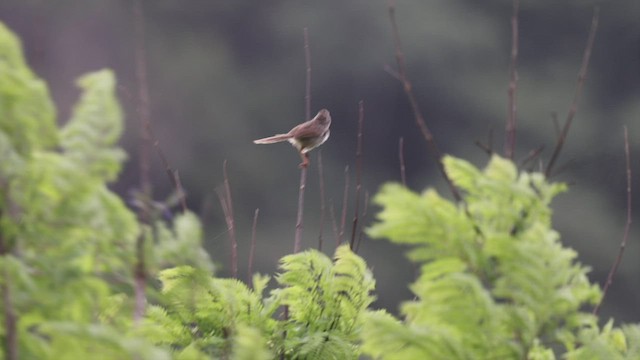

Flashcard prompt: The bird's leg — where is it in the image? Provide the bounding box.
[298,152,310,168]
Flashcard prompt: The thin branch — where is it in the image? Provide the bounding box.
[520,146,544,169]
[350,101,365,250]
[329,199,340,246]
[317,151,326,251]
[304,27,311,121]
[153,140,188,213]
[545,7,599,177]
[132,0,151,323]
[593,126,632,316]
[338,166,350,245]
[248,208,259,287]
[475,140,493,156]
[504,0,520,159]
[304,28,326,252]
[354,190,370,253]
[294,167,307,253]
[116,87,187,213]
[386,0,462,202]
[217,160,238,278]
[399,137,407,186]
[294,28,312,253]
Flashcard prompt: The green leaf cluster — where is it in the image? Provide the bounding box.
[363,154,640,359]
[139,244,375,359]
[0,22,212,359]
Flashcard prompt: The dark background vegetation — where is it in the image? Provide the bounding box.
[1,0,638,322]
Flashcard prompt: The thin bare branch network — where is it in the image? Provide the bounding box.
[399,137,407,186]
[217,160,238,278]
[593,126,632,316]
[386,0,462,202]
[545,7,599,177]
[338,166,350,245]
[504,0,520,159]
[350,101,365,250]
[248,208,259,287]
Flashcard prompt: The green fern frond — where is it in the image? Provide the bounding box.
[363,155,634,359]
[0,23,57,156]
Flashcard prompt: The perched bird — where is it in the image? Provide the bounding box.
[253,109,331,168]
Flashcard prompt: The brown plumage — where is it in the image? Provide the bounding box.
[254,109,331,168]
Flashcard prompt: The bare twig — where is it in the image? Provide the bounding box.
[399,137,407,186]
[520,146,544,169]
[294,29,313,253]
[132,0,151,323]
[304,28,311,121]
[504,0,520,159]
[317,150,326,251]
[217,160,238,278]
[593,126,632,316]
[329,200,340,246]
[116,88,187,213]
[386,0,461,202]
[545,7,599,177]
[248,208,259,287]
[354,190,370,253]
[154,140,188,212]
[338,166,350,245]
[294,167,307,253]
[350,101,365,249]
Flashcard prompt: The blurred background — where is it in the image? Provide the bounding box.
[1,0,638,322]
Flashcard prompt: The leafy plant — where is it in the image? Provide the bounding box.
[362,155,640,359]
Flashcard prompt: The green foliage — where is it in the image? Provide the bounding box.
[1,19,638,360]
[363,154,638,359]
[0,22,210,359]
[139,245,375,359]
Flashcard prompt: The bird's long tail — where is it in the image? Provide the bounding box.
[253,133,292,144]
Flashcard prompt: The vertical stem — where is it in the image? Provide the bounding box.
[132,0,151,323]
[505,0,520,159]
[593,126,632,315]
[338,166,350,245]
[294,167,307,253]
[399,137,407,186]
[248,208,259,287]
[222,160,238,278]
[317,151,326,251]
[350,101,364,249]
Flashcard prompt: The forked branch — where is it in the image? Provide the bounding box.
[545,7,599,177]
[387,0,462,202]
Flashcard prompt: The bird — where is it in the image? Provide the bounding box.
[253,109,331,168]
